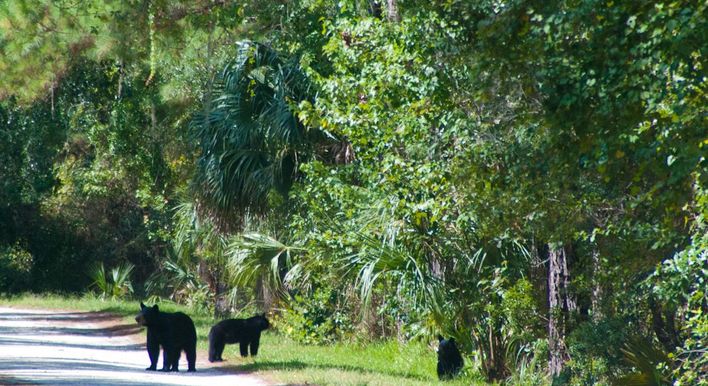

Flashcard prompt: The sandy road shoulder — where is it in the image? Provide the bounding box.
[0,306,269,386]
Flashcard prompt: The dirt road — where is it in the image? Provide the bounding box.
[0,307,268,385]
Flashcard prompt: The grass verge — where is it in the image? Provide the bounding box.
[0,293,486,385]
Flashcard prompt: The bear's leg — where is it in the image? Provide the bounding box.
[249,334,261,356]
[164,350,179,372]
[239,341,249,357]
[171,348,182,372]
[186,343,197,372]
[170,344,183,371]
[146,333,159,371]
[437,362,449,380]
[161,343,178,371]
[438,363,455,380]
[160,346,170,371]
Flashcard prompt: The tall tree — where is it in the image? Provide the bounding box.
[547,243,576,375]
[451,0,706,378]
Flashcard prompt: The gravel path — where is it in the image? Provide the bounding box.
[0,307,268,386]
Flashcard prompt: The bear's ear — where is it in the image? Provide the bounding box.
[152,304,159,311]
[437,334,444,342]
[140,302,146,309]
[260,312,266,318]
[449,338,456,343]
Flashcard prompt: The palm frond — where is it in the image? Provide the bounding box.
[190,41,324,227]
[226,232,305,297]
[89,262,109,297]
[110,262,134,298]
[614,337,671,386]
[319,208,441,309]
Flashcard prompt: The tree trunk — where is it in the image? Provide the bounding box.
[548,243,575,376]
[590,244,603,322]
[214,281,230,319]
[150,101,157,132]
[255,275,275,311]
[117,61,124,99]
[50,82,55,119]
[386,0,400,22]
[471,320,508,382]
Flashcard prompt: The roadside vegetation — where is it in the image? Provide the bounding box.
[1,294,474,386]
[1,1,705,385]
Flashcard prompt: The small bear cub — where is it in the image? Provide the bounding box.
[208,313,270,362]
[437,335,463,380]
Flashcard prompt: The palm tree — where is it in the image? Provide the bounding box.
[190,41,328,230]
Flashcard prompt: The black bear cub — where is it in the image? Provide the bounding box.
[208,313,270,362]
[135,302,197,372]
[437,335,463,380]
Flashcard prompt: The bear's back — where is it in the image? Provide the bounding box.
[213,316,269,343]
[214,319,247,343]
[170,312,196,334]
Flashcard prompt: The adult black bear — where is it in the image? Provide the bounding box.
[437,335,463,380]
[208,313,270,362]
[135,302,197,372]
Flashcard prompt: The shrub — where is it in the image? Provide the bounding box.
[276,286,353,345]
[650,227,707,385]
[0,243,33,292]
[502,278,545,343]
[89,262,135,300]
[565,318,631,385]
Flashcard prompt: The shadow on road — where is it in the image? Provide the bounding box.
[0,307,267,385]
[0,311,117,322]
[0,336,144,351]
[0,323,143,338]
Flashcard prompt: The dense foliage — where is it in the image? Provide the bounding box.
[1,0,705,384]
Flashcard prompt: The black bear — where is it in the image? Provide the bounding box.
[437,335,463,380]
[208,313,270,362]
[135,302,197,372]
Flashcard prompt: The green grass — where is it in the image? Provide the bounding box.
[0,294,486,385]
[237,334,486,386]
